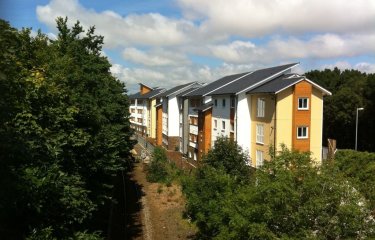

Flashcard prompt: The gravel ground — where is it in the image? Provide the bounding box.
[131,144,197,240]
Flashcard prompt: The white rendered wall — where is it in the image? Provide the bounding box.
[162,99,168,135]
[236,92,251,154]
[211,95,231,145]
[167,96,180,137]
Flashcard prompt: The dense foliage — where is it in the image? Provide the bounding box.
[0,18,134,239]
[183,139,375,239]
[335,150,375,212]
[146,146,169,183]
[305,68,375,151]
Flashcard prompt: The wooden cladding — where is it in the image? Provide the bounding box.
[198,108,212,160]
[292,81,311,152]
[156,105,163,146]
[140,84,152,95]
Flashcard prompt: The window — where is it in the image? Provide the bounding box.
[189,134,198,143]
[131,100,135,104]
[256,150,264,167]
[214,120,217,129]
[222,99,226,107]
[256,124,264,144]
[297,126,308,139]
[137,109,143,114]
[214,99,217,107]
[230,97,235,108]
[257,98,265,117]
[222,121,226,130]
[137,118,142,123]
[193,151,197,161]
[138,100,143,105]
[230,122,234,131]
[189,116,198,125]
[131,109,135,113]
[298,97,309,110]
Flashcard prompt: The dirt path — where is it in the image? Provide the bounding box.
[132,145,196,240]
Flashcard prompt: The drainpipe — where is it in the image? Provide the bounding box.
[235,95,238,141]
[274,95,277,158]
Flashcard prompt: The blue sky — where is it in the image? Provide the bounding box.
[1,0,375,93]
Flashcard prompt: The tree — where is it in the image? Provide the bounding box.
[183,141,375,239]
[202,136,252,182]
[0,18,134,239]
[305,68,374,151]
[335,150,375,212]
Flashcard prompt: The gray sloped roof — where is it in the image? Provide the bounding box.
[209,63,298,95]
[184,72,250,97]
[157,82,197,97]
[247,75,304,94]
[248,74,332,96]
[128,87,165,99]
[176,86,202,97]
[128,92,144,99]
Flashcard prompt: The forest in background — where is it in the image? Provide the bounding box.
[306,68,375,151]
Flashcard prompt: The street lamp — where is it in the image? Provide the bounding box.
[355,107,364,151]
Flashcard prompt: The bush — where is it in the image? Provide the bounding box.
[146,147,169,183]
[335,150,375,211]
[183,145,375,239]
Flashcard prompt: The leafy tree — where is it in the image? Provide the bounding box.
[202,136,252,182]
[146,146,169,183]
[305,68,374,151]
[0,18,134,239]
[335,150,375,212]
[183,141,375,239]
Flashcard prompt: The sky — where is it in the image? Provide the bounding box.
[1,0,375,93]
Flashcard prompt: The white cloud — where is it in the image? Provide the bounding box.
[355,62,375,73]
[122,48,191,66]
[36,0,375,91]
[178,0,375,37]
[36,0,194,48]
[207,33,375,64]
[321,61,375,73]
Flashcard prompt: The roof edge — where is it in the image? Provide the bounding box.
[236,63,300,95]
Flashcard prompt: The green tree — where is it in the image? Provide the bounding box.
[0,18,134,239]
[202,136,252,182]
[335,150,375,212]
[183,141,374,239]
[305,68,373,151]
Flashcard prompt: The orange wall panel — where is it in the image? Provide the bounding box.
[292,81,311,152]
[156,106,163,146]
[140,84,152,95]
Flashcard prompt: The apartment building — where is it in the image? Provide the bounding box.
[131,63,330,165]
[207,63,331,165]
[129,84,165,137]
[154,82,202,150]
[181,72,251,161]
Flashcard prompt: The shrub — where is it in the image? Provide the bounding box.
[146,147,169,183]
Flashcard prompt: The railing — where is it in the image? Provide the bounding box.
[134,134,155,154]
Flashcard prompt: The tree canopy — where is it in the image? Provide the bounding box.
[305,68,375,151]
[183,139,375,239]
[0,17,134,239]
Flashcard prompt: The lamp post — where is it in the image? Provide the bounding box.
[355,107,364,151]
